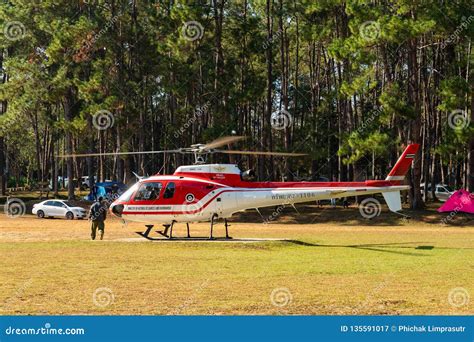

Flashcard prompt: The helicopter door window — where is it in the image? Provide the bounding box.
[134,182,162,201]
[163,182,176,199]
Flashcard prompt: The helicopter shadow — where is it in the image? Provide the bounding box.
[283,240,438,256]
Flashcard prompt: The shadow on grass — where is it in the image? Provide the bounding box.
[283,239,474,256]
[284,240,431,257]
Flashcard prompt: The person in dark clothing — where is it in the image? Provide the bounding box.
[89,196,107,240]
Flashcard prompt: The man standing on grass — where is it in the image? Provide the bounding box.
[89,196,107,240]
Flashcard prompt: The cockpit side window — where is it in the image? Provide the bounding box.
[163,182,176,199]
[134,182,163,201]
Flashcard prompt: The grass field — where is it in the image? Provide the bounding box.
[0,203,472,315]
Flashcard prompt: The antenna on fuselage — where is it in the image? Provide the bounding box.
[132,171,147,181]
[156,165,165,175]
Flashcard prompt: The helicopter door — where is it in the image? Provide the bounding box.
[214,190,236,218]
[175,181,204,221]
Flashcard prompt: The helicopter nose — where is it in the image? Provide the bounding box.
[110,202,124,218]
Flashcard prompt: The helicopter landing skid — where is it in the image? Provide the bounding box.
[157,221,175,238]
[136,224,157,240]
[136,220,232,241]
[136,221,176,240]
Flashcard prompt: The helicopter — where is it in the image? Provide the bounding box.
[61,136,419,240]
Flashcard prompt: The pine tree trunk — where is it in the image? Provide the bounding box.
[87,114,95,192]
[469,94,474,192]
[408,37,424,209]
[0,49,7,195]
[0,136,5,196]
[264,0,273,179]
[64,88,76,200]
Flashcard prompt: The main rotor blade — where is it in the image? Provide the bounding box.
[202,136,245,150]
[217,150,307,157]
[57,150,181,158]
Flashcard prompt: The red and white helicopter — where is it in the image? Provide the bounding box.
[64,136,419,240]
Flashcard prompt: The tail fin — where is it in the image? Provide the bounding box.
[385,144,420,184]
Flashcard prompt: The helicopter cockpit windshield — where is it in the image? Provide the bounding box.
[116,183,140,202]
